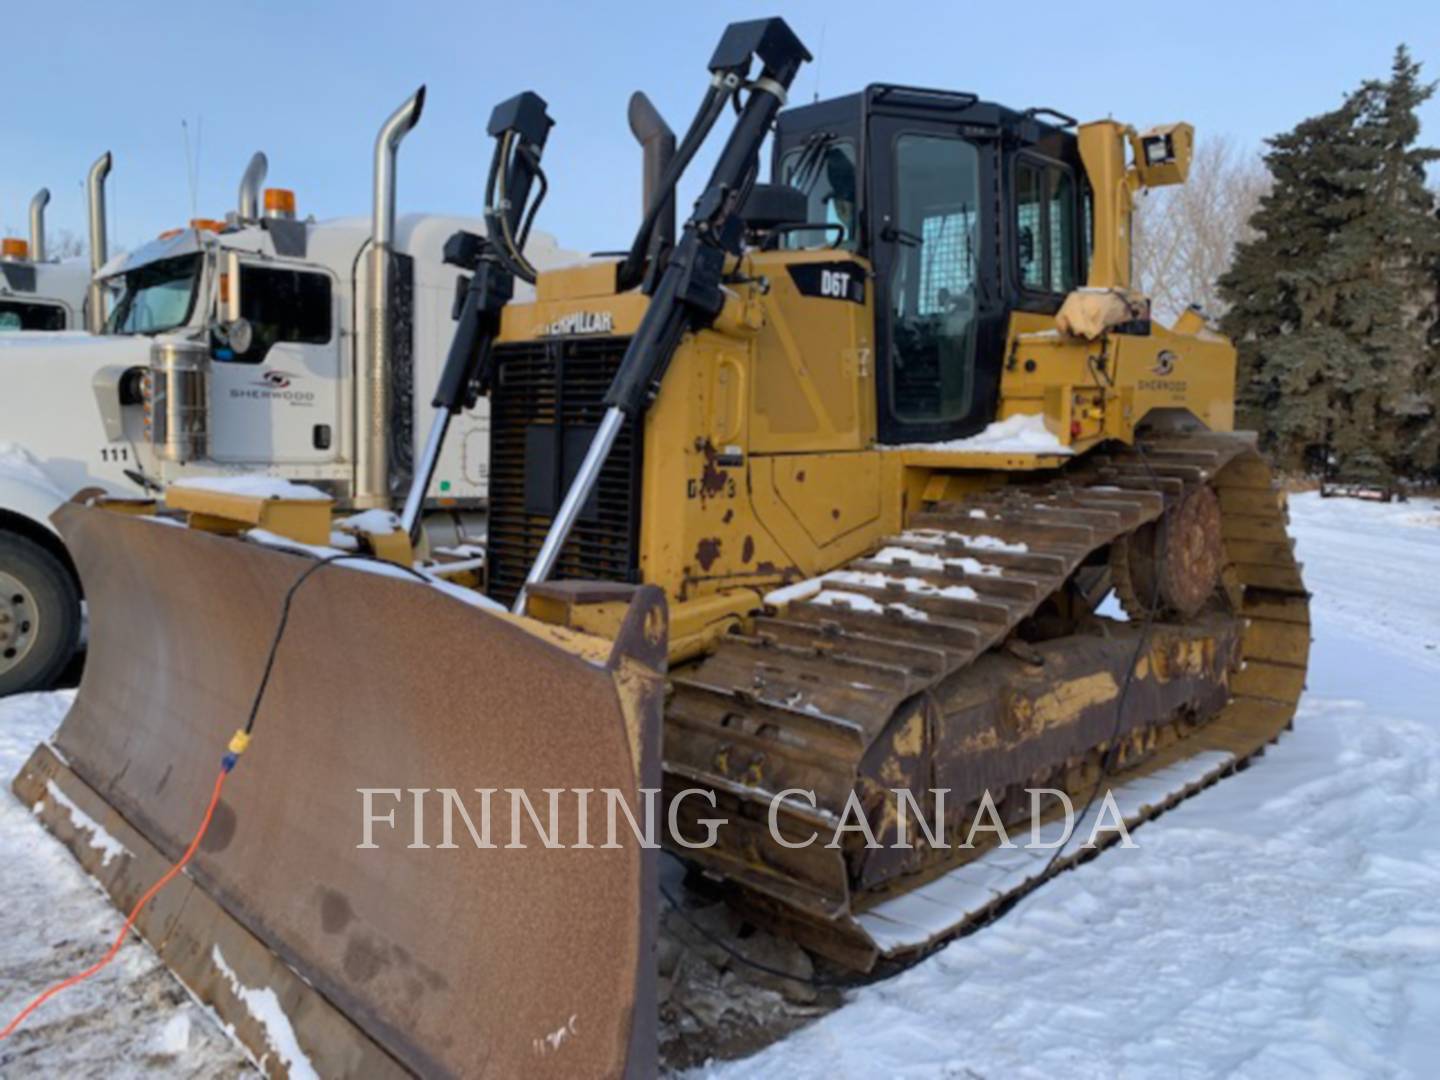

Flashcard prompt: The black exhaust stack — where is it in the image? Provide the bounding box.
[628,92,676,260]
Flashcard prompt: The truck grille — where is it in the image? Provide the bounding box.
[485,336,642,607]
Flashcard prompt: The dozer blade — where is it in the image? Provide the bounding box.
[13,504,665,1078]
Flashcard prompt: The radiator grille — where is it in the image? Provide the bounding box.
[485,336,642,607]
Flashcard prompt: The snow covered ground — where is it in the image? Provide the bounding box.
[1,491,1437,1077]
[0,695,253,1076]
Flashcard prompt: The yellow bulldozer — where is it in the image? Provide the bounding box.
[14,16,1309,1078]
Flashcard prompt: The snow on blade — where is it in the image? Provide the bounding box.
[169,476,331,501]
[881,413,1073,455]
[334,508,402,533]
[35,778,129,867]
[210,946,319,1080]
[244,529,505,613]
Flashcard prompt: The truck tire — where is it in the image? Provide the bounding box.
[0,532,81,697]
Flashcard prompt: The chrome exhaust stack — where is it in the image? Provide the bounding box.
[28,189,49,263]
[236,152,268,223]
[85,152,112,333]
[356,85,425,507]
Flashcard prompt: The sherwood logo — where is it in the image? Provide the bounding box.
[542,311,614,337]
[232,369,315,404]
[1152,350,1179,376]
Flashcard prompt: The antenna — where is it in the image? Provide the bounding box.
[812,23,827,103]
[181,116,203,220]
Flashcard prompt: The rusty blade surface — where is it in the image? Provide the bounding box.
[48,504,662,1078]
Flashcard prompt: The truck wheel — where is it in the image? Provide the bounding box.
[0,533,81,697]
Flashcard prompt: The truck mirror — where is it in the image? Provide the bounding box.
[225,317,253,355]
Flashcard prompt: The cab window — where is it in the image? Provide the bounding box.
[778,138,859,249]
[223,266,332,363]
[1015,158,1078,294]
[887,132,982,424]
[0,300,67,331]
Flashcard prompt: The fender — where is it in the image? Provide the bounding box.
[0,451,70,538]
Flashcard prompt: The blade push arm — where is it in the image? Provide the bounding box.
[399,93,554,540]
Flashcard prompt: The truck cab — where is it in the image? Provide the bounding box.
[0,243,90,332]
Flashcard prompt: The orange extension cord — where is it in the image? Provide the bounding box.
[0,766,230,1041]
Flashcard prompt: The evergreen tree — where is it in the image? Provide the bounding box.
[1220,46,1440,477]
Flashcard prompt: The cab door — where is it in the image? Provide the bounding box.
[868,110,1004,445]
[209,261,342,464]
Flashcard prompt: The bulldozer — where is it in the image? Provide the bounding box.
[13,16,1310,1078]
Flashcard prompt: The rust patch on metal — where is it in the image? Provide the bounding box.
[699,439,729,500]
[722,509,734,524]
[741,536,755,564]
[695,537,722,572]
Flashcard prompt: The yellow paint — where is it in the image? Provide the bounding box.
[1028,672,1121,731]
[164,487,333,546]
[892,711,925,758]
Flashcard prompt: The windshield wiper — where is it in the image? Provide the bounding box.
[787,130,837,195]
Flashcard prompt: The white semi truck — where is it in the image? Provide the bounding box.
[0,86,582,693]
[0,171,105,331]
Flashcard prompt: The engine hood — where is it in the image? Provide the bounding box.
[0,331,162,503]
[0,330,154,366]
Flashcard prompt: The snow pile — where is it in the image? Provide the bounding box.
[0,440,66,499]
[883,414,1073,456]
[168,476,330,501]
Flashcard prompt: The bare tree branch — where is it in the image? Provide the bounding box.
[1133,134,1270,323]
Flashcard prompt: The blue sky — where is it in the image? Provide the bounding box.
[2,1,1435,256]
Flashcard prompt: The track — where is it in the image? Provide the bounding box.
[663,432,1311,971]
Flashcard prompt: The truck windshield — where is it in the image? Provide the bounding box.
[106,254,202,334]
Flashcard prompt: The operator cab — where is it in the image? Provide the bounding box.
[774,86,1091,445]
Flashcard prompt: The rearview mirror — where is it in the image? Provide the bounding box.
[225,317,253,355]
